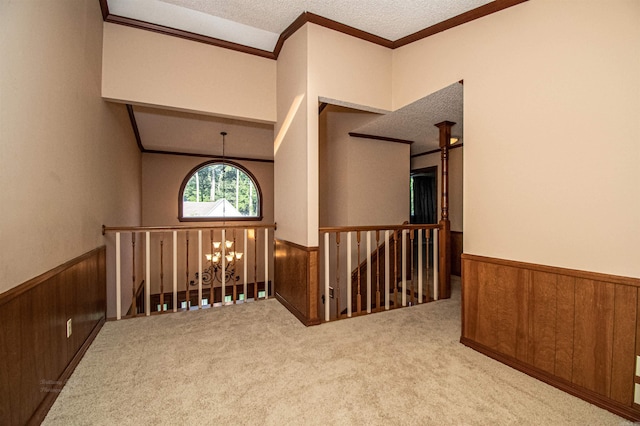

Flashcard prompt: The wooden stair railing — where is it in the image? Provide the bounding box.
[347,227,411,315]
[320,223,441,321]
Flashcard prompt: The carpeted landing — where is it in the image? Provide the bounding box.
[44,278,631,425]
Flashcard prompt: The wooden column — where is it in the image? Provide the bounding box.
[435,121,455,299]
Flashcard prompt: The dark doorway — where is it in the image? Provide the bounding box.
[411,166,438,268]
[411,166,437,225]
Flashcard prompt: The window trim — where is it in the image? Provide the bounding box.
[178,159,263,222]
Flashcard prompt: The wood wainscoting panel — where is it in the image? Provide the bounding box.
[610,285,637,405]
[451,231,463,276]
[572,279,615,398]
[274,239,320,326]
[461,254,640,421]
[528,271,558,375]
[463,260,525,359]
[0,247,106,426]
[554,275,575,382]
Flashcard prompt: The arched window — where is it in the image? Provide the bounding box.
[179,161,262,221]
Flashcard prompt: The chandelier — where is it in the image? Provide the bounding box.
[191,239,243,287]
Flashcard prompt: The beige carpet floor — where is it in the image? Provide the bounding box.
[44,278,631,425]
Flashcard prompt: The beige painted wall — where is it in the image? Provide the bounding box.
[141,153,274,226]
[274,26,310,245]
[0,0,142,295]
[411,147,464,233]
[320,106,409,227]
[304,23,394,246]
[102,23,277,123]
[395,0,640,278]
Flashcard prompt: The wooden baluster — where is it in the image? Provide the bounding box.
[209,230,215,307]
[254,229,258,300]
[233,229,237,304]
[160,236,164,312]
[425,230,431,302]
[131,233,136,316]
[346,232,352,318]
[393,231,398,309]
[375,231,381,312]
[417,228,423,304]
[185,231,190,310]
[172,231,178,312]
[356,231,361,314]
[335,233,341,320]
[243,229,248,303]
[410,229,415,306]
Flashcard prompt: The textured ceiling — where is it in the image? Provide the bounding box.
[109,0,493,51]
[354,82,463,154]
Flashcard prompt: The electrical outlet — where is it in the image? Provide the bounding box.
[66,319,72,338]
[636,355,640,376]
[329,287,334,298]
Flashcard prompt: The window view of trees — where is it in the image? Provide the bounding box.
[182,163,259,218]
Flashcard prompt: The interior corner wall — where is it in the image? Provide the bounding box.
[274,25,309,246]
[101,22,277,123]
[306,23,394,246]
[0,0,142,295]
[411,148,463,233]
[395,0,640,278]
[320,106,408,227]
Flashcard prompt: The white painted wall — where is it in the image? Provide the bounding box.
[0,0,142,294]
[102,23,277,123]
[395,0,640,278]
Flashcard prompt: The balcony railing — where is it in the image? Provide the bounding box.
[102,224,276,320]
[319,224,442,322]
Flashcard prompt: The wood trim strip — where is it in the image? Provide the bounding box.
[0,246,106,307]
[99,0,109,20]
[100,1,528,60]
[461,254,640,287]
[461,337,640,422]
[411,143,463,159]
[126,104,144,152]
[306,12,393,48]
[393,0,530,48]
[104,14,275,59]
[349,132,413,145]
[273,12,309,58]
[29,318,105,425]
[142,148,274,164]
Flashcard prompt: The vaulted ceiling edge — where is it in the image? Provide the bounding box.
[98,0,528,60]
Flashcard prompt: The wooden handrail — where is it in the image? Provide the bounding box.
[319,223,441,233]
[103,223,277,234]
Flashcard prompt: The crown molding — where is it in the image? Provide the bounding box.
[393,0,529,48]
[99,1,528,60]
